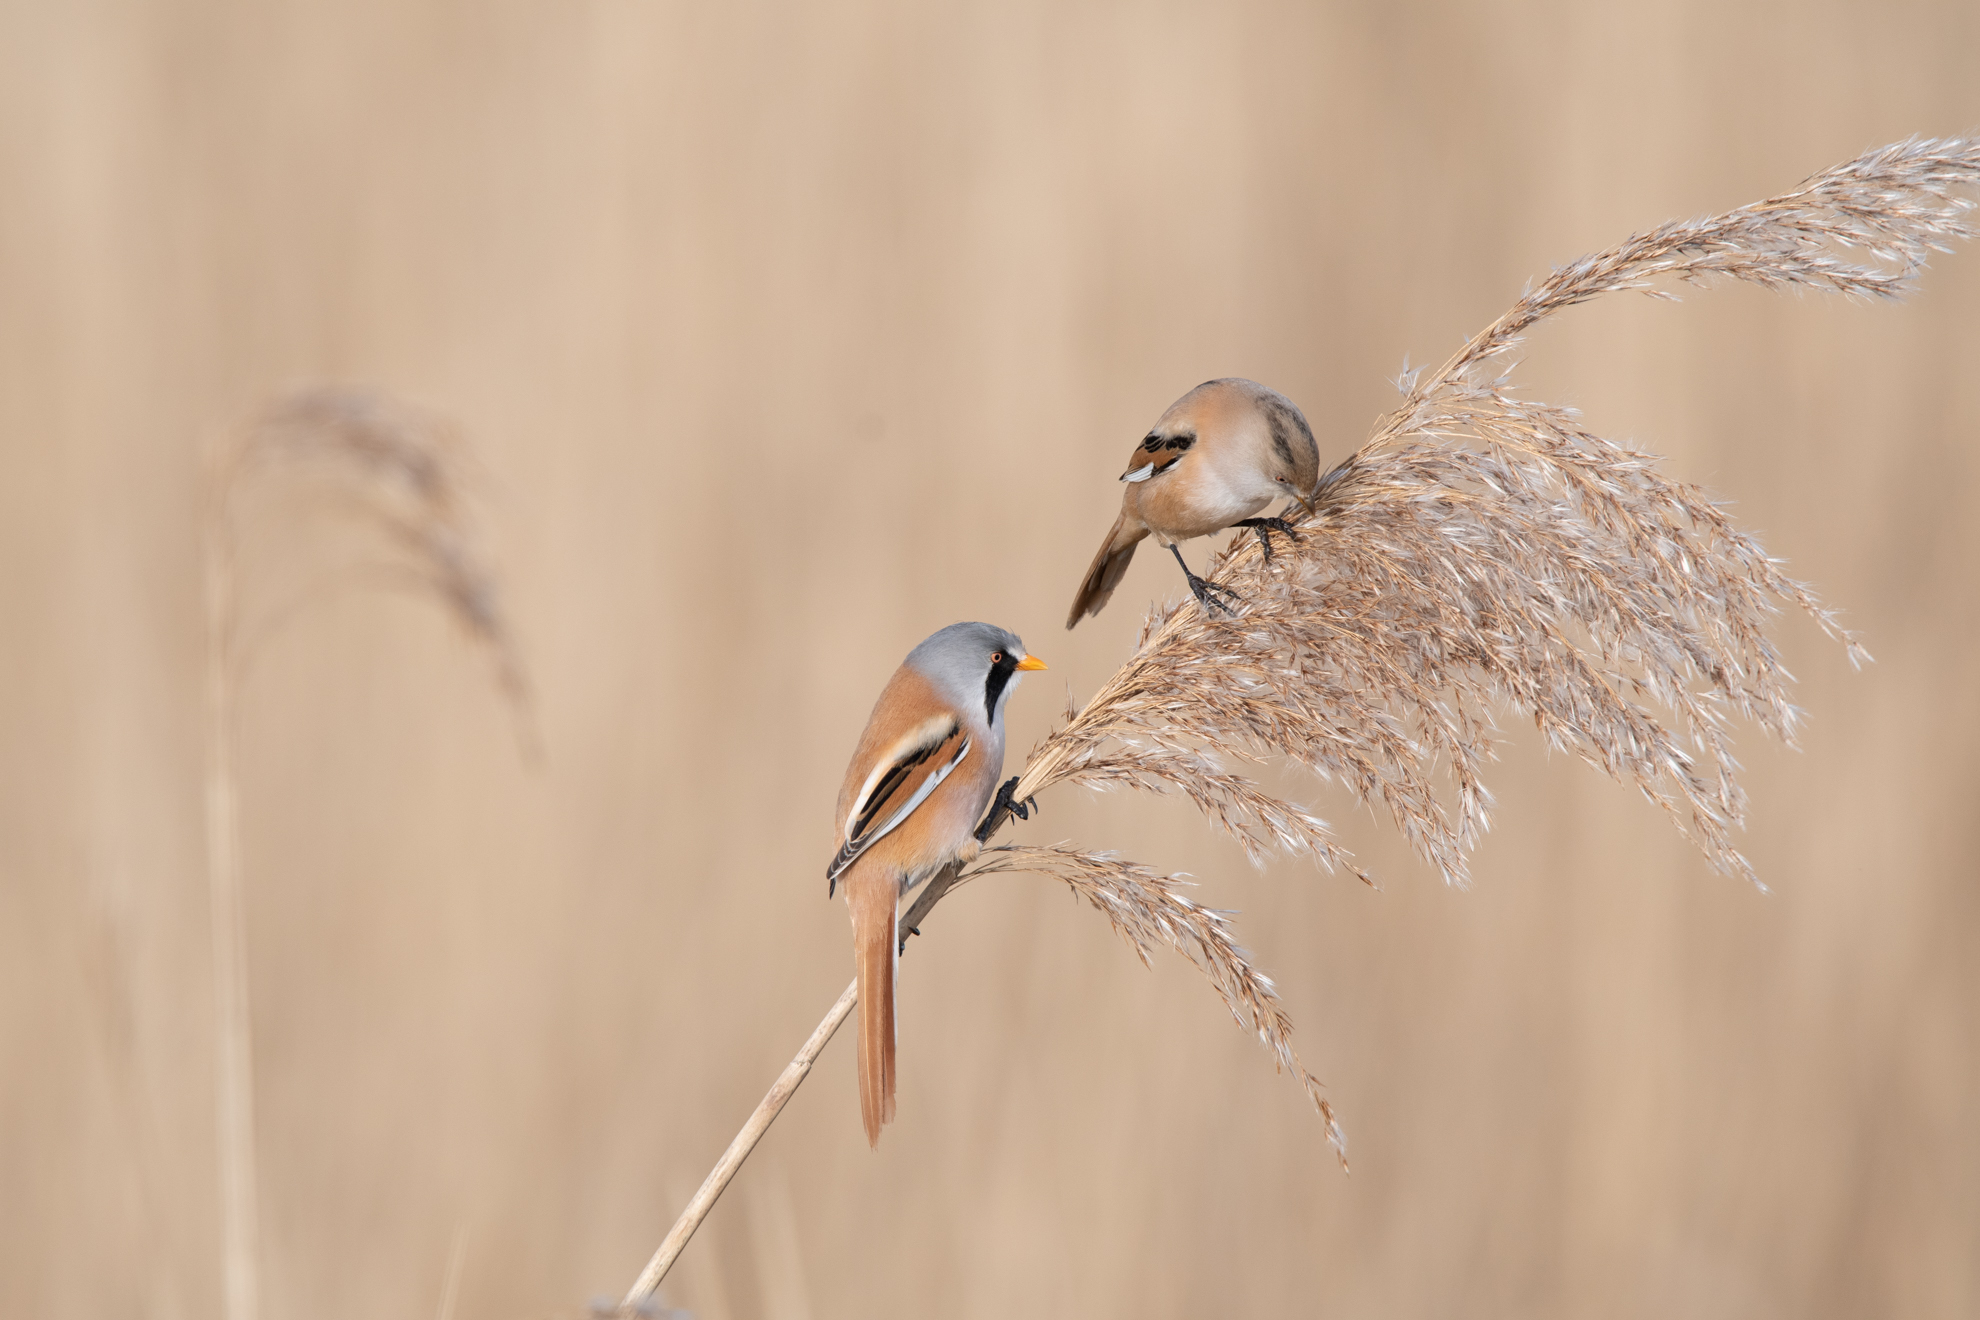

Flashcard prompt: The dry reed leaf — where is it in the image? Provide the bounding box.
[968,136,1980,1148]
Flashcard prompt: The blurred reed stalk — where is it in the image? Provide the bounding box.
[203,454,258,1320]
[616,136,1980,1312]
[203,388,532,1320]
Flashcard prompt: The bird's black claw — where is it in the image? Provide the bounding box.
[977,776,1030,843]
[1187,572,1243,616]
[1236,516,1301,563]
[1169,543,1240,617]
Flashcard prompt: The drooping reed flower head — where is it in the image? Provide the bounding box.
[954,137,1980,1159]
[213,385,535,749]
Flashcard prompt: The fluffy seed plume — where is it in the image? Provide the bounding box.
[204,385,535,1320]
[959,844,1343,1153]
[217,385,535,745]
[971,135,1979,1132]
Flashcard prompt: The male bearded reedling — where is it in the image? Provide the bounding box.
[826,623,1047,1146]
[1066,378,1322,628]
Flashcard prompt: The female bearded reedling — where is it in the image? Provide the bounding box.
[1067,378,1322,627]
[826,622,1046,1146]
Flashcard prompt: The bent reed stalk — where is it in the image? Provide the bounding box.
[614,136,1980,1313]
[204,388,531,1320]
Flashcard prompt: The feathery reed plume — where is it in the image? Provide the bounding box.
[1010,135,1980,887]
[223,388,534,729]
[204,386,532,1320]
[615,136,1980,1310]
[958,844,1343,1150]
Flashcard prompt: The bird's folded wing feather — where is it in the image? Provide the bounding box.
[827,713,969,893]
[1119,431,1191,482]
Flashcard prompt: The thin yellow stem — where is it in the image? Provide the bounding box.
[619,978,859,1311]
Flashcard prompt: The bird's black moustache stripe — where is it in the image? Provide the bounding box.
[983,651,1020,724]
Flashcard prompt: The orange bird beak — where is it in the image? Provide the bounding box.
[1015,654,1048,671]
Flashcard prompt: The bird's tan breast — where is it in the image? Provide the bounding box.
[1128,448,1275,541]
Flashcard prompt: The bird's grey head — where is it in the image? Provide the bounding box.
[905,621,1045,728]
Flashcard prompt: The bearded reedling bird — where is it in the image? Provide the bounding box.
[1066,378,1321,628]
[827,622,1047,1146]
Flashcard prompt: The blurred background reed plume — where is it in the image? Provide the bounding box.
[214,388,531,728]
[4,4,1980,1319]
[205,386,530,1320]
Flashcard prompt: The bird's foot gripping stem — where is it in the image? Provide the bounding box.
[1188,572,1243,615]
[976,775,1038,844]
[1169,543,1242,616]
[1234,516,1301,563]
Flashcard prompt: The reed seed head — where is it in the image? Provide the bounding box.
[216,386,536,751]
[960,137,1980,1155]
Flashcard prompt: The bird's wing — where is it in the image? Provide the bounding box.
[827,712,970,895]
[1120,430,1193,482]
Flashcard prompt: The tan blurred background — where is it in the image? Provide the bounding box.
[5,2,1979,1317]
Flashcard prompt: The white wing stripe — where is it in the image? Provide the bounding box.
[858,736,970,856]
[844,713,957,840]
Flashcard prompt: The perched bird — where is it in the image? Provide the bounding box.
[826,622,1046,1146]
[1066,378,1320,628]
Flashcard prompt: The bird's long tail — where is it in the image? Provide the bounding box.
[849,870,898,1147]
[1066,510,1148,628]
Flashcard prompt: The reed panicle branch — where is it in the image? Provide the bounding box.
[204,387,531,1320]
[957,844,1344,1153]
[616,135,1980,1309]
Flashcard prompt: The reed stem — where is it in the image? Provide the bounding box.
[204,483,261,1320]
[617,861,968,1310]
[618,978,858,1310]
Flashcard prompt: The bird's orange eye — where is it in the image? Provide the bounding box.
[991,652,1004,664]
